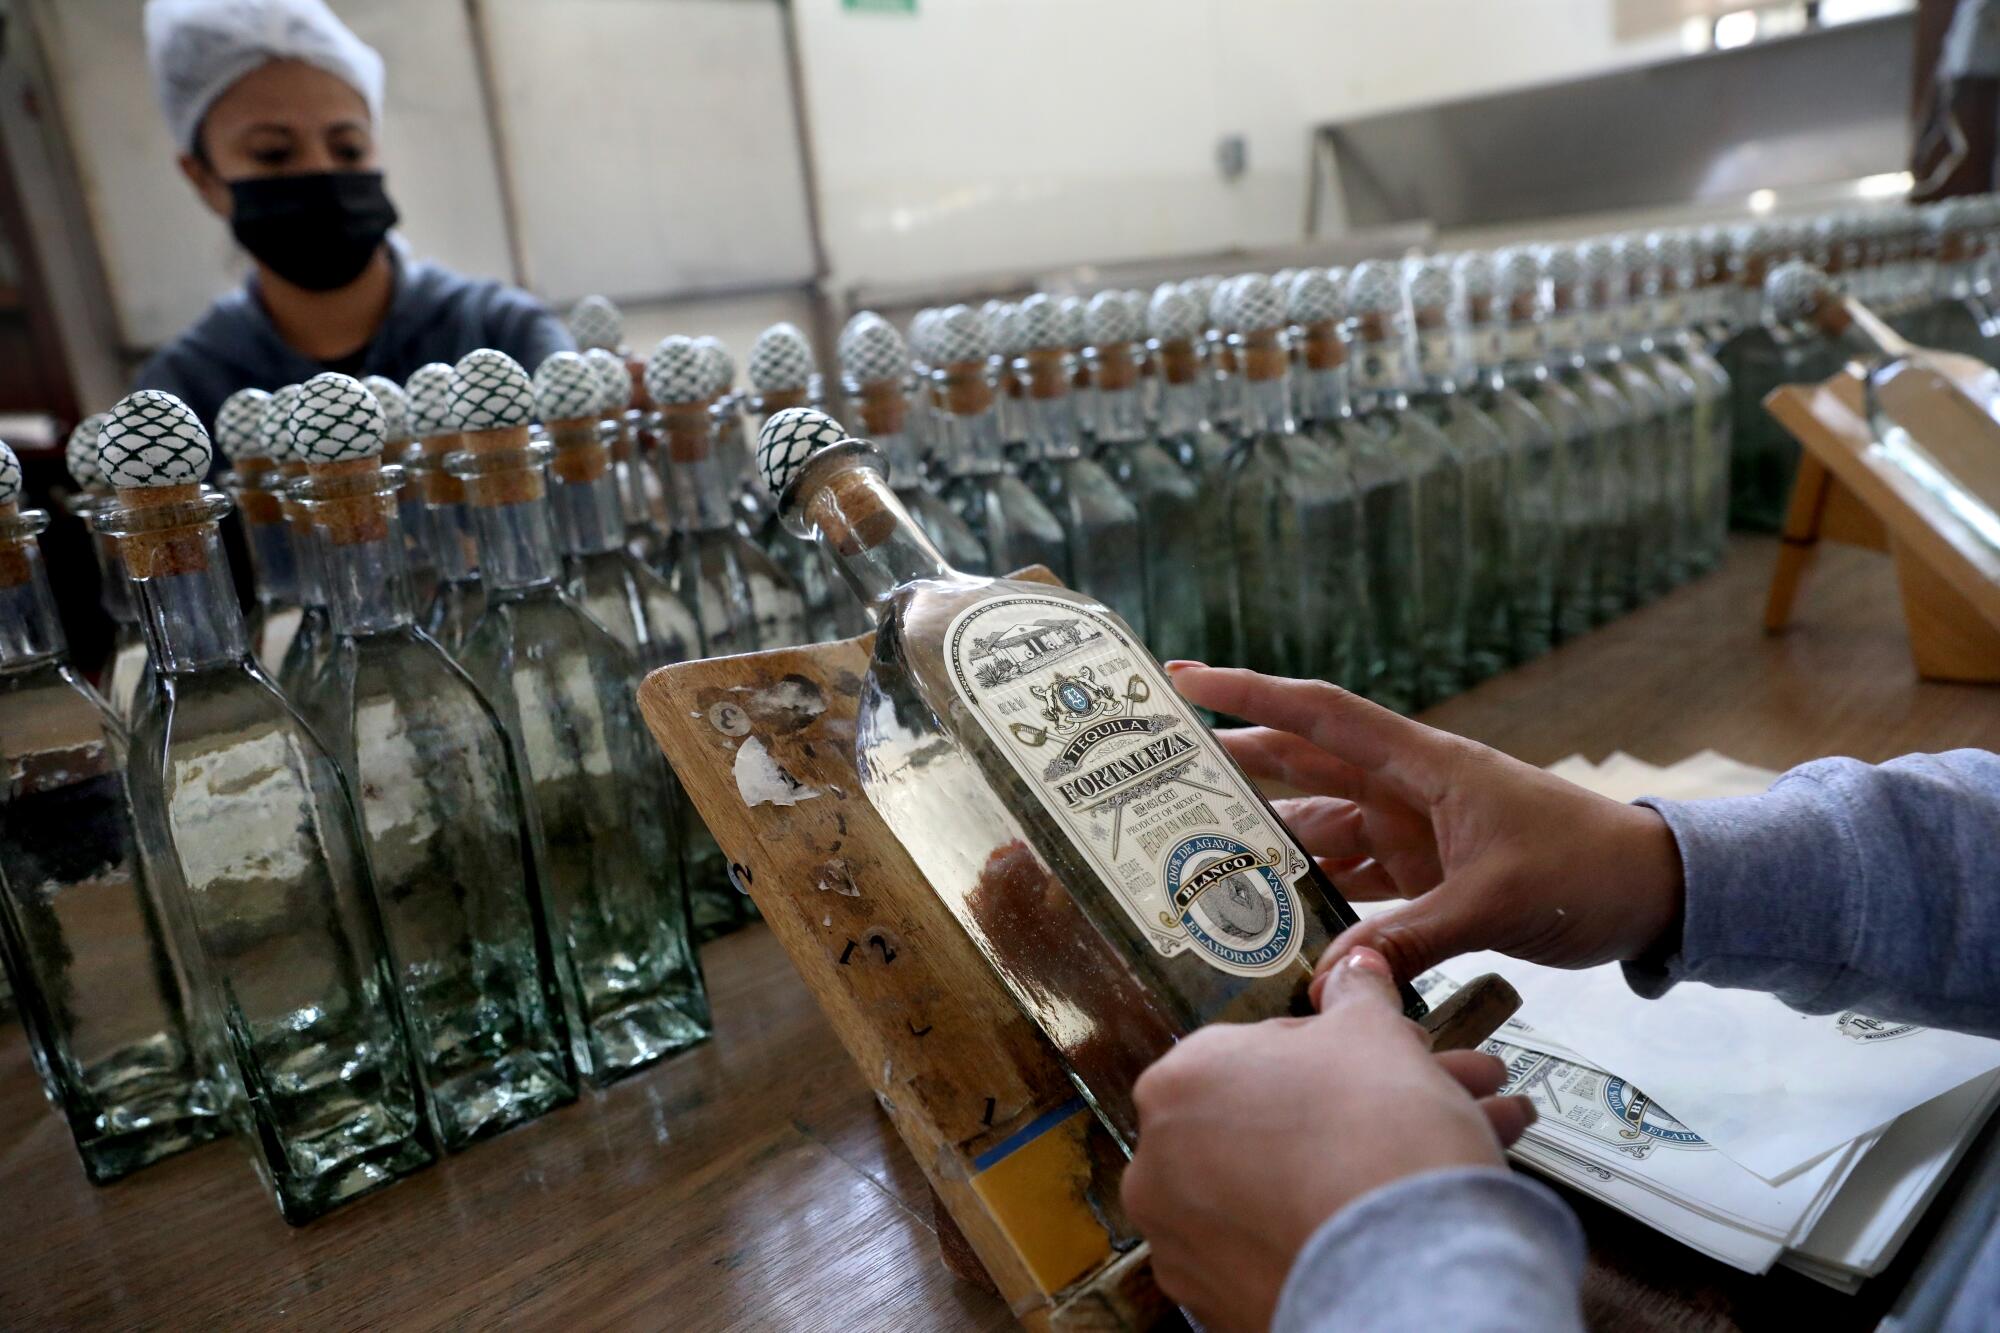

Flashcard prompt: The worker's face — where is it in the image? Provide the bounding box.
[178,58,378,218]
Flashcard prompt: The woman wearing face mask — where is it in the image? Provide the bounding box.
[136,0,571,430]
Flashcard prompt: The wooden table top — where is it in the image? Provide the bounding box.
[3,536,1996,1331]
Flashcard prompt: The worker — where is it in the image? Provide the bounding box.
[136,0,569,431]
[1123,663,1999,1333]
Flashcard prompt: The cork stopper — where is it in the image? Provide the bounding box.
[97,390,214,578]
[582,347,634,420]
[289,372,392,546]
[1227,274,1287,381]
[758,406,847,497]
[1084,291,1139,390]
[533,351,603,426]
[448,350,541,506]
[1287,270,1346,370]
[695,336,735,401]
[749,322,816,397]
[1765,261,1839,330]
[760,407,897,553]
[569,294,625,353]
[838,311,907,389]
[65,413,111,494]
[928,305,995,415]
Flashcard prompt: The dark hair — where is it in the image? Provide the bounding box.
[189,115,212,169]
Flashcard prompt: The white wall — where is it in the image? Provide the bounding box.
[792,0,1685,295]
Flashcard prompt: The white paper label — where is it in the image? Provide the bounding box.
[944,592,1306,977]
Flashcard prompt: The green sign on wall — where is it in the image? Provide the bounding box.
[842,0,916,12]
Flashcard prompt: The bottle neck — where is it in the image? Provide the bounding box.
[447,433,564,592]
[104,491,251,674]
[1154,340,1211,437]
[934,363,1006,477]
[0,512,66,669]
[610,413,658,535]
[278,467,328,608]
[1233,330,1296,437]
[547,421,628,556]
[1089,344,1148,445]
[1349,316,1412,409]
[1409,310,1463,394]
[659,405,741,533]
[79,506,138,624]
[226,463,298,607]
[1020,350,1082,460]
[790,445,954,607]
[301,467,416,636]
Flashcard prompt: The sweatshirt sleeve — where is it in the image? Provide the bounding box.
[1273,1168,1586,1333]
[1626,750,2000,1037]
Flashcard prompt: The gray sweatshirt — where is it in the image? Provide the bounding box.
[1274,751,2000,1333]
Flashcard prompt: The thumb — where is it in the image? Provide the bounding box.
[1312,945,1403,1016]
[1316,885,1488,995]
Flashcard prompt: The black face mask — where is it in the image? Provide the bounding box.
[227,171,399,292]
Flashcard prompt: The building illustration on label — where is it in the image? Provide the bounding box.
[947,593,1304,977]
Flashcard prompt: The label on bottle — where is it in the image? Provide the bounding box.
[1502,323,1544,364]
[1351,342,1413,393]
[944,592,1307,977]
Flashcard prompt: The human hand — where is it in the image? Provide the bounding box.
[1168,664,1686,987]
[1120,947,1536,1332]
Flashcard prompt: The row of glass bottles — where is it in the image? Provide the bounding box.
[0,357,711,1221]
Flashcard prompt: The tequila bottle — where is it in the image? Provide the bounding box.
[445,350,710,1079]
[288,374,575,1149]
[928,305,1070,578]
[0,442,217,1181]
[535,352,740,942]
[1057,295,1098,448]
[364,375,433,609]
[837,311,988,573]
[1406,257,1515,682]
[1347,261,1466,706]
[1649,232,1734,574]
[1540,243,1638,624]
[1013,295,1148,640]
[750,323,868,640]
[66,413,153,720]
[1284,270,1382,695]
[699,337,774,542]
[648,336,808,657]
[582,348,666,566]
[96,391,432,1222]
[1145,286,1238,666]
[260,386,336,699]
[989,303,1034,470]
[405,362,487,658]
[1577,240,1670,606]
[1717,225,1836,532]
[213,390,302,677]
[755,407,1426,1149]
[1612,236,1701,593]
[1456,251,1562,663]
[1084,291,1211,666]
[1916,202,1990,358]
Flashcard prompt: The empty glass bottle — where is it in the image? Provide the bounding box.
[755,406,1424,1150]
[288,374,575,1150]
[1611,236,1701,594]
[750,323,868,641]
[1284,270,1380,695]
[405,362,488,658]
[1540,244,1638,626]
[0,442,217,1182]
[445,350,710,1079]
[66,414,154,721]
[1458,251,1562,662]
[260,386,336,700]
[1578,239,1670,607]
[928,305,1070,579]
[1348,261,1465,707]
[838,312,988,575]
[211,390,300,678]
[1084,292,1210,667]
[1013,296,1147,637]
[1406,257,1515,682]
[1146,287,1238,665]
[649,336,809,661]
[97,392,432,1223]
[581,348,666,568]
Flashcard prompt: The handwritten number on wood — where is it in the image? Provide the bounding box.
[868,932,897,964]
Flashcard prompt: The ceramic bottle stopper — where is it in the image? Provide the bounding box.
[837,312,909,437]
[94,390,214,578]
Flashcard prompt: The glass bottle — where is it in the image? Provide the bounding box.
[989,303,1035,471]
[1917,202,1990,358]
[1649,232,1734,575]
[0,442,217,1181]
[1577,239,1670,607]
[210,390,300,678]
[1540,244,1639,625]
[648,336,809,658]
[755,406,1426,1150]
[1612,236,1702,594]
[259,386,336,699]
[750,323,869,640]
[444,350,710,1080]
[699,337,769,540]
[1013,295,1147,639]
[1406,257,1515,682]
[288,373,576,1150]
[1347,261,1465,707]
[363,375,434,611]
[405,362,488,658]
[580,347,662,566]
[66,413,154,720]
[1146,287,1238,665]
[1084,291,1211,667]
[96,391,433,1223]
[927,304,1071,579]
[1455,251,1562,663]
[837,311,988,574]
[1284,270,1382,695]
[536,352,741,942]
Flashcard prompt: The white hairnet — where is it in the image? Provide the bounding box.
[144,0,385,155]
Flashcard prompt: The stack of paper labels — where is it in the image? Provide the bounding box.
[1407,751,2000,1292]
